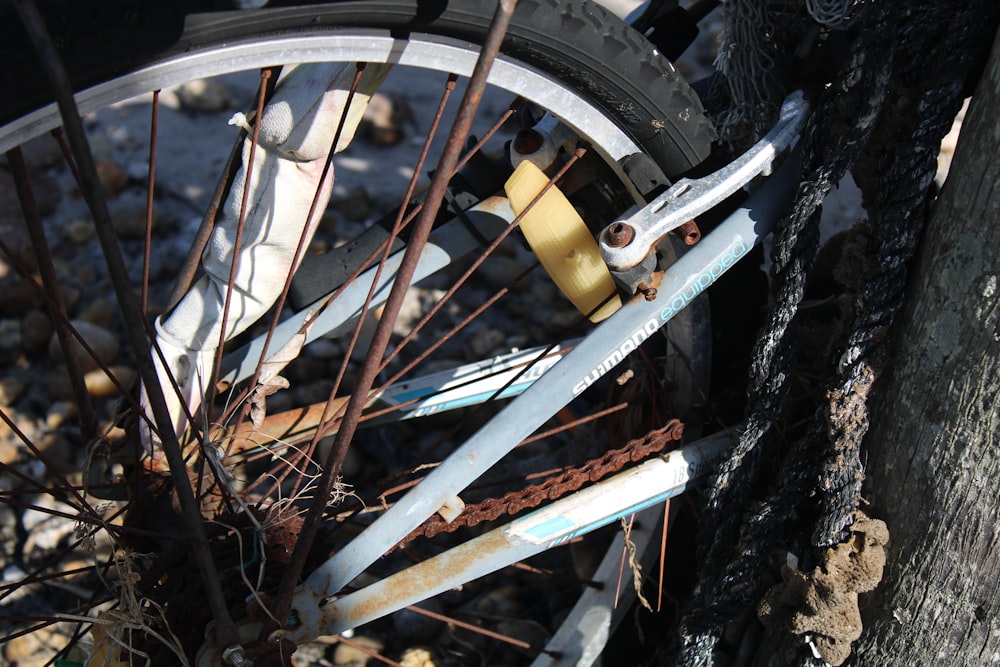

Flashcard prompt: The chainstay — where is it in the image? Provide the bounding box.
[398,418,685,546]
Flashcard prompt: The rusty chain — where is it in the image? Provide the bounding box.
[396,418,685,547]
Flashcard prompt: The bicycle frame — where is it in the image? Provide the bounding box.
[1,1,809,662]
[273,94,809,650]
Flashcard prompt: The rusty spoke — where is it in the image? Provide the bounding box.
[12,0,239,649]
[268,0,521,627]
[236,64,372,438]
[141,90,160,315]
[207,67,275,410]
[5,147,98,439]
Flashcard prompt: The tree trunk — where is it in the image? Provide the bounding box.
[852,28,1000,665]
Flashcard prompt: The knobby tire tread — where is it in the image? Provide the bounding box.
[1,0,715,177]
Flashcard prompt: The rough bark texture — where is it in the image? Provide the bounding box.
[851,28,1000,665]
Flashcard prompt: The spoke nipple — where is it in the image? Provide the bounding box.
[605,222,635,248]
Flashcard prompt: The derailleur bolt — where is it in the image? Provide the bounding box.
[605,222,635,248]
[637,282,657,301]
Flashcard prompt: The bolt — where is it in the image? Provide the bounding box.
[512,128,545,155]
[637,282,657,301]
[605,222,635,248]
[677,219,701,246]
[222,645,252,667]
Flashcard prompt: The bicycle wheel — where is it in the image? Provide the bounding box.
[0,1,714,665]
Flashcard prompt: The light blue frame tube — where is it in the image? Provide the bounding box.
[288,144,803,634]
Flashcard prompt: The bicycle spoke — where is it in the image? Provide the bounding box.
[272,1,520,624]
[140,90,160,316]
[6,147,98,439]
[10,0,240,649]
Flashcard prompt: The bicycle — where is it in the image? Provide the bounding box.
[0,1,812,665]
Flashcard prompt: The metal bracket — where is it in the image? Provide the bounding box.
[609,251,658,297]
[599,91,811,270]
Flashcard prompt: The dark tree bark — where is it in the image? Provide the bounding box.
[852,28,1000,665]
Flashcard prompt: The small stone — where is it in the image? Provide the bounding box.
[0,269,37,317]
[549,309,582,332]
[474,585,523,617]
[399,647,437,667]
[175,78,232,113]
[389,288,434,337]
[8,638,60,667]
[46,401,78,429]
[359,92,414,146]
[84,365,136,397]
[0,375,27,406]
[47,366,74,401]
[0,318,23,365]
[308,236,330,255]
[110,202,158,240]
[303,337,341,360]
[9,134,63,171]
[332,187,373,222]
[48,319,120,372]
[494,618,550,657]
[285,357,329,384]
[20,309,52,354]
[529,282,556,306]
[0,403,37,448]
[392,598,444,643]
[466,328,506,359]
[65,218,96,243]
[22,494,76,533]
[290,641,328,666]
[3,629,43,662]
[350,313,379,363]
[333,635,385,665]
[83,133,113,161]
[96,159,129,197]
[293,380,336,406]
[76,298,117,327]
[59,284,81,313]
[124,159,151,181]
[36,431,73,468]
[0,179,32,267]
[28,171,61,217]
[0,433,21,465]
[479,254,529,291]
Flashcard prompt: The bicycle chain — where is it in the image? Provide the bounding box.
[397,418,685,547]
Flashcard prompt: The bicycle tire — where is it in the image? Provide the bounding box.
[0,2,712,665]
[0,0,716,176]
